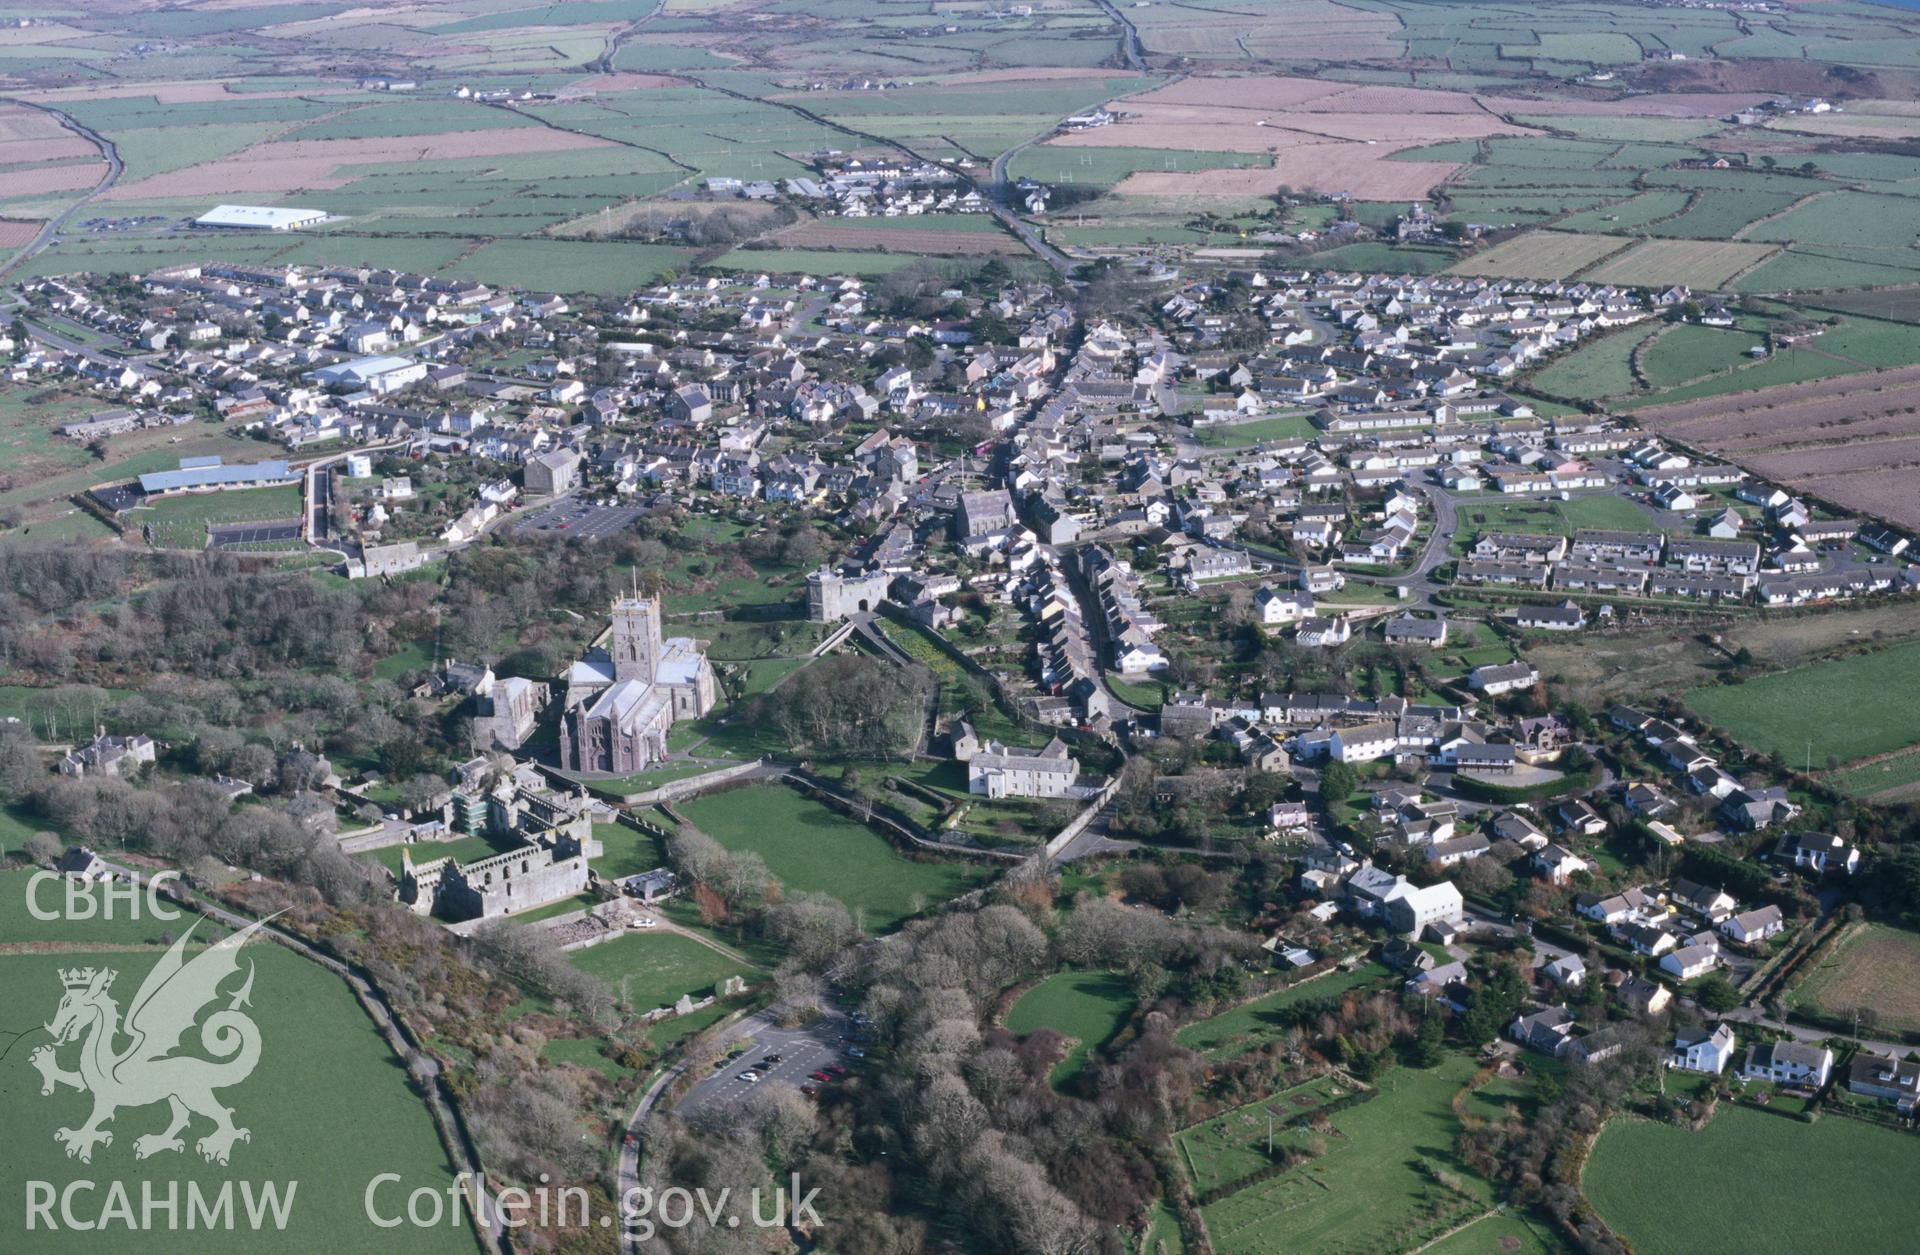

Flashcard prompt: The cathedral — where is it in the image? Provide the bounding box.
[558,594,718,774]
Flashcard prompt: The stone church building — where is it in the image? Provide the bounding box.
[558,594,717,774]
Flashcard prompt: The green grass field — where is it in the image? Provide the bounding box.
[675,784,992,933]
[1828,748,1920,800]
[1526,322,1659,399]
[1003,970,1133,1087]
[0,874,477,1254]
[1640,324,1769,389]
[568,932,756,1013]
[1422,1210,1562,1255]
[1585,1106,1920,1255]
[1200,1056,1493,1255]
[590,822,667,880]
[129,485,304,550]
[1192,413,1319,447]
[1175,963,1390,1057]
[1176,1074,1354,1194]
[1684,639,1920,766]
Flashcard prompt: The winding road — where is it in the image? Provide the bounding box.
[0,98,122,282]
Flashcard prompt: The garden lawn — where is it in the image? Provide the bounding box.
[1003,970,1133,1088]
[675,784,992,932]
[591,822,669,881]
[1683,639,1920,765]
[1585,1106,1920,1255]
[1176,963,1390,1057]
[569,932,756,1012]
[1200,1055,1493,1255]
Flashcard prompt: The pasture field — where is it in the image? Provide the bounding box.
[0,383,103,480]
[1003,970,1134,1087]
[1646,190,1801,241]
[1308,242,1456,274]
[1746,190,1920,251]
[1683,639,1920,767]
[130,484,305,550]
[1525,321,1657,399]
[1582,238,1779,288]
[442,240,698,296]
[1585,1107,1920,1255]
[568,932,757,1013]
[1175,962,1390,1057]
[675,783,992,932]
[0,868,478,1254]
[1448,231,1629,280]
[1175,1073,1355,1194]
[1553,189,1690,233]
[1828,748,1920,801]
[1639,324,1768,390]
[1200,1056,1492,1255]
[1785,923,1920,1036]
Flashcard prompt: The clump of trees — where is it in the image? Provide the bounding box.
[764,655,931,760]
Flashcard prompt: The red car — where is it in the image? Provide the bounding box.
[800,1085,818,1097]
[826,1065,848,1077]
[808,1071,831,1083]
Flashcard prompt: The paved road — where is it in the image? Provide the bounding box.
[1091,0,1148,69]
[1053,543,1157,722]
[615,1004,855,1254]
[1720,1005,1911,1061]
[0,98,122,282]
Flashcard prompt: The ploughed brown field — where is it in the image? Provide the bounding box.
[102,127,618,200]
[1635,364,1920,528]
[1040,74,1765,203]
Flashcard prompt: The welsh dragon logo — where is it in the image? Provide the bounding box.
[30,917,269,1166]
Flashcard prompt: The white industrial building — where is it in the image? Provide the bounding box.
[193,204,329,231]
[310,355,427,395]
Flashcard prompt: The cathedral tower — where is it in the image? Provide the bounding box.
[610,595,660,683]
